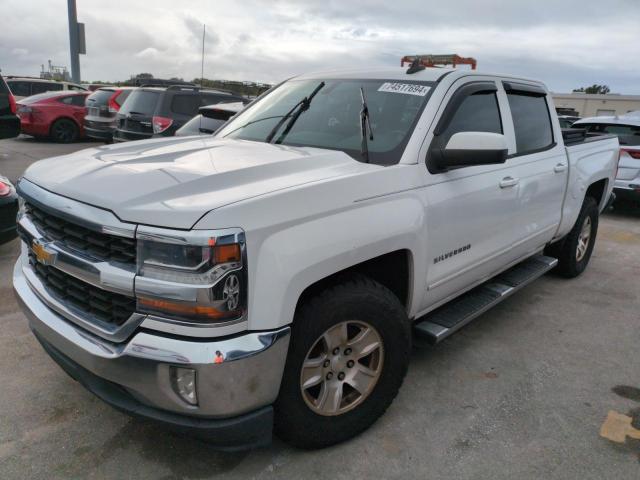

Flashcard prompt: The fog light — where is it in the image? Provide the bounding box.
[170,367,197,406]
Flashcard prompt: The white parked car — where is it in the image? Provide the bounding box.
[175,101,246,136]
[5,76,87,101]
[573,112,640,201]
[13,66,618,450]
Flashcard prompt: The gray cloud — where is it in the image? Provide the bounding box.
[0,0,638,93]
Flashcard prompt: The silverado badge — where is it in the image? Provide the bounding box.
[32,239,57,266]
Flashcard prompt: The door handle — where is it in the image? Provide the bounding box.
[554,163,567,173]
[499,176,519,188]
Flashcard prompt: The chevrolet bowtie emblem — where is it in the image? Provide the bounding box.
[32,240,57,266]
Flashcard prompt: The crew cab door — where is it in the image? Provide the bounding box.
[501,82,568,256]
[419,78,521,310]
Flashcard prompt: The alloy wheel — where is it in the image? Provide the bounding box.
[299,320,384,416]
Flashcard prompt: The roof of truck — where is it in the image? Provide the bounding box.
[295,66,547,89]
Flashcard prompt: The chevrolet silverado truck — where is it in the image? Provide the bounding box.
[13,66,619,450]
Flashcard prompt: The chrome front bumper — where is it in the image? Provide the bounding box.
[14,259,290,419]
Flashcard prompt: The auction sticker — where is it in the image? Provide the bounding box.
[378,82,430,96]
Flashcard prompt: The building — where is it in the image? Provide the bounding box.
[551,92,640,118]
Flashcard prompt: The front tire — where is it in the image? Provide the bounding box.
[549,196,599,278]
[274,275,411,449]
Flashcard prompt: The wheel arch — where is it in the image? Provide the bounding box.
[49,116,81,136]
[293,249,413,319]
[585,177,608,210]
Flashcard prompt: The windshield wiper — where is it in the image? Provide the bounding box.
[359,87,374,163]
[266,81,325,144]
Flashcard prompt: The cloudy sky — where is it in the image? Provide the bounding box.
[1,0,638,93]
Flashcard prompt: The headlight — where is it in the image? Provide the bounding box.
[136,227,246,324]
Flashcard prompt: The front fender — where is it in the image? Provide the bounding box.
[246,196,426,331]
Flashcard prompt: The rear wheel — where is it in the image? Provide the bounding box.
[274,275,411,449]
[50,118,79,143]
[548,196,599,278]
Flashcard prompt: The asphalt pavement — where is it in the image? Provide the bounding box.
[1,135,639,479]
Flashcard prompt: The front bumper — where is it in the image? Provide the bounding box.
[13,260,290,449]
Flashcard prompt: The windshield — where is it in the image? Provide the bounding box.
[215,78,434,165]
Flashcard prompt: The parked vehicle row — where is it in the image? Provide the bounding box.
[112,85,246,142]
[7,78,249,143]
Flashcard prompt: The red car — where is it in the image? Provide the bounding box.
[16,90,90,143]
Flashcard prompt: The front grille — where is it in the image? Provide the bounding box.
[29,254,136,326]
[25,202,136,265]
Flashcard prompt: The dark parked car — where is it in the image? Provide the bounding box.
[0,175,18,245]
[175,101,246,136]
[113,85,246,142]
[84,87,135,142]
[17,90,90,143]
[0,73,20,139]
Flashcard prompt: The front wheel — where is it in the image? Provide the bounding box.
[549,196,599,278]
[274,275,411,449]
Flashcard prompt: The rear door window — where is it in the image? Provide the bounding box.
[118,90,160,116]
[170,95,201,115]
[507,92,554,154]
[8,81,31,97]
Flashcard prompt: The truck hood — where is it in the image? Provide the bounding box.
[22,136,370,229]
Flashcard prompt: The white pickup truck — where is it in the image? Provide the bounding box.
[13,66,618,450]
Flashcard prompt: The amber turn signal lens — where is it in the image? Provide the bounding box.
[214,244,241,264]
[139,297,234,319]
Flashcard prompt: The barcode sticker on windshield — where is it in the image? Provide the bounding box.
[378,83,430,96]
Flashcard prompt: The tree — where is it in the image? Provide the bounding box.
[573,84,610,94]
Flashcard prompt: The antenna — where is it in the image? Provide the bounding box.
[200,24,205,88]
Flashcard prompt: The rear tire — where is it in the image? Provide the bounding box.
[274,275,411,449]
[50,118,79,143]
[548,196,599,278]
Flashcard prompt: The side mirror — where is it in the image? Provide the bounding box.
[439,132,508,169]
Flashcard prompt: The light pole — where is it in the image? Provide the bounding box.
[67,0,83,83]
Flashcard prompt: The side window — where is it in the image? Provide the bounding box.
[170,95,201,115]
[438,92,503,147]
[201,94,226,106]
[8,81,31,97]
[70,95,86,107]
[32,82,62,94]
[507,92,554,154]
[58,96,73,105]
[603,124,640,146]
